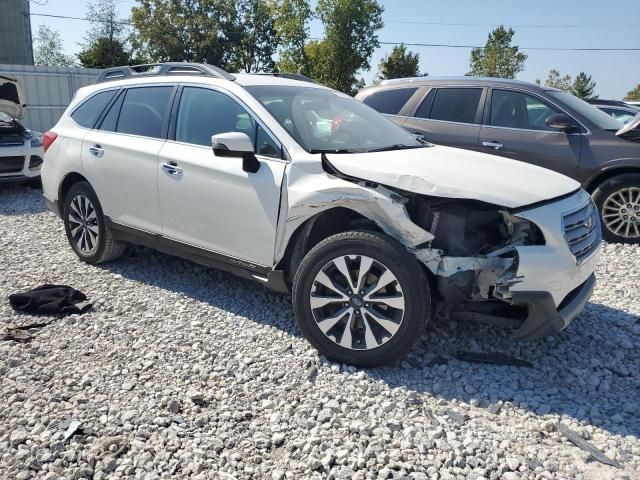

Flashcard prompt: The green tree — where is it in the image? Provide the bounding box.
[78,0,133,68]
[273,0,314,75]
[467,26,527,79]
[537,69,573,91]
[130,0,237,68]
[33,25,76,67]
[376,44,423,82]
[536,69,598,99]
[625,84,640,101]
[78,37,131,68]
[571,72,597,100]
[230,0,279,73]
[309,0,384,94]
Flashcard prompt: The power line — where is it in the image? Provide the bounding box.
[30,12,640,52]
[384,19,640,29]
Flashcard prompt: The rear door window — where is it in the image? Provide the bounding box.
[429,88,482,124]
[361,87,417,115]
[116,86,173,138]
[490,89,561,131]
[71,90,117,128]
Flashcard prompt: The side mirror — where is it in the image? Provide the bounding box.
[211,132,260,173]
[545,113,579,133]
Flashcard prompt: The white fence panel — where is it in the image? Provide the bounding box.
[0,64,102,132]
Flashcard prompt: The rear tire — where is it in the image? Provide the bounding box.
[592,174,640,244]
[292,231,430,367]
[63,181,125,264]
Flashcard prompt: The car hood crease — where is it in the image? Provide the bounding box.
[326,145,581,209]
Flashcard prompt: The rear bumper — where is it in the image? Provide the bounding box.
[511,273,596,340]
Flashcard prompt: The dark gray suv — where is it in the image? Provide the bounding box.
[356,77,640,243]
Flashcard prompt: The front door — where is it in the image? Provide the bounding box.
[478,88,582,178]
[157,86,286,267]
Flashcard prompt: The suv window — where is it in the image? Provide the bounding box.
[429,88,482,124]
[361,88,417,115]
[117,86,173,138]
[98,93,124,132]
[490,89,561,131]
[71,90,117,128]
[176,87,280,158]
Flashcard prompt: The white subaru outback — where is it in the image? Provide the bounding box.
[41,63,601,366]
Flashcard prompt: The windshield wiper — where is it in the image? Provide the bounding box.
[366,144,427,153]
[309,148,362,154]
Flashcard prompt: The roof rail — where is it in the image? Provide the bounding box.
[252,72,318,84]
[96,63,236,83]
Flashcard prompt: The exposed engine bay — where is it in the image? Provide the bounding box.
[405,194,543,305]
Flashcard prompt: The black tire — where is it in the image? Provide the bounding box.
[292,231,431,367]
[592,173,640,244]
[63,181,125,264]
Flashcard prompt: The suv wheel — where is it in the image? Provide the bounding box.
[592,174,640,243]
[63,181,125,264]
[292,231,430,367]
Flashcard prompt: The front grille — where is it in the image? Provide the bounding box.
[562,200,601,264]
[0,156,25,174]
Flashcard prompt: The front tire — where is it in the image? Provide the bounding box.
[292,231,430,367]
[63,181,125,264]
[592,174,640,244]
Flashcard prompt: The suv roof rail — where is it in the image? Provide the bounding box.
[96,63,236,83]
[252,72,318,84]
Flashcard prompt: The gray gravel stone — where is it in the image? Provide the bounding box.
[0,186,639,479]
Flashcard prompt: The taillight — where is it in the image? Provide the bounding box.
[43,131,58,153]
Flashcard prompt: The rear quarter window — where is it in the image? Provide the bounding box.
[361,87,417,115]
[71,90,117,128]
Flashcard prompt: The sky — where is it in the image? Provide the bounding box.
[29,0,640,99]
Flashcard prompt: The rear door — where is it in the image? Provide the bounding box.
[478,88,582,177]
[81,85,175,233]
[402,86,485,148]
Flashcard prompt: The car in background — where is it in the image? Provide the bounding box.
[0,76,44,186]
[587,99,640,125]
[356,77,640,244]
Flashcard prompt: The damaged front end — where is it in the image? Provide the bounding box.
[279,155,597,341]
[405,195,551,336]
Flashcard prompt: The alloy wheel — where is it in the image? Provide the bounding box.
[602,187,640,239]
[68,194,100,254]
[309,255,405,350]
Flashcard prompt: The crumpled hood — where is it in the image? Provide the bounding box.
[0,76,25,120]
[326,145,580,208]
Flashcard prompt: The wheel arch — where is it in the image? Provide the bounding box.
[584,166,640,193]
[58,172,91,211]
[276,207,385,282]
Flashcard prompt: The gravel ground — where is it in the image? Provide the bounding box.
[1,185,639,480]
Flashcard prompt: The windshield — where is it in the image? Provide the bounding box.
[245,85,424,153]
[547,91,622,130]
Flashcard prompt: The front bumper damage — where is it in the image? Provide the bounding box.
[510,273,596,340]
[415,189,601,340]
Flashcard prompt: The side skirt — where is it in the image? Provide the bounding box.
[105,218,290,294]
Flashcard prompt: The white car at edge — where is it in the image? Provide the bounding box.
[41,63,601,366]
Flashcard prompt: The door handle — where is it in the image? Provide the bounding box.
[482,141,503,150]
[162,162,183,176]
[88,145,104,157]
